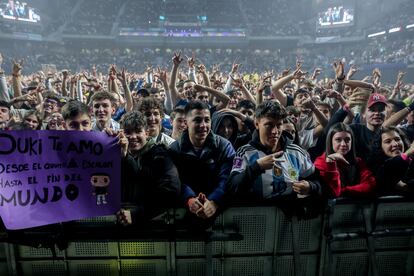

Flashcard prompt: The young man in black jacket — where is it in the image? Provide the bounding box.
[169,101,235,223]
[117,111,181,225]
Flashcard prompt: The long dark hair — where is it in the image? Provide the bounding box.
[325,122,357,164]
[367,126,410,173]
[325,123,362,187]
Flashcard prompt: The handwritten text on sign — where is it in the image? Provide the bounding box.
[0,130,121,230]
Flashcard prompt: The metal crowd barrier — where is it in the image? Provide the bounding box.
[0,196,412,276]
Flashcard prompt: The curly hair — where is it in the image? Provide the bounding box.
[120,111,147,132]
[367,126,410,172]
[136,97,164,117]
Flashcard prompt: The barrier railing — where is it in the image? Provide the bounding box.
[0,196,412,276]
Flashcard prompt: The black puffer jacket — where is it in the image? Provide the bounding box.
[121,144,181,222]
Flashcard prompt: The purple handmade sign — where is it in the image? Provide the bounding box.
[0,130,121,230]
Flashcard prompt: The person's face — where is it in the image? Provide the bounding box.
[228,97,238,110]
[143,108,162,137]
[385,104,394,119]
[282,123,296,141]
[159,91,166,101]
[343,85,352,98]
[24,114,39,130]
[125,128,148,153]
[238,107,254,119]
[93,99,115,123]
[235,91,243,100]
[43,98,59,114]
[151,93,162,101]
[287,112,300,125]
[172,112,187,134]
[284,87,294,96]
[255,116,283,150]
[48,113,63,130]
[293,92,310,111]
[218,117,234,140]
[183,82,195,100]
[366,103,386,128]
[332,131,352,155]
[187,108,211,146]
[64,113,92,131]
[132,91,141,103]
[381,131,404,158]
[0,106,10,123]
[196,91,209,104]
[317,105,331,121]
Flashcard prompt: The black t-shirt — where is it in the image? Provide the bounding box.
[350,124,379,162]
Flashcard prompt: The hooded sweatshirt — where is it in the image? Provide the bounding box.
[211,112,239,145]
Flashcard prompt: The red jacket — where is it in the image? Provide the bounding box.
[314,153,376,198]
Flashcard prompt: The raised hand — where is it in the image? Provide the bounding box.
[172,51,183,66]
[372,68,381,87]
[12,59,23,76]
[312,68,322,79]
[62,69,69,78]
[258,75,272,93]
[230,75,244,89]
[197,64,206,74]
[296,58,303,69]
[116,67,128,84]
[186,52,196,69]
[281,68,291,78]
[332,60,345,80]
[292,66,307,80]
[346,64,358,79]
[212,63,220,74]
[397,71,406,82]
[154,67,168,83]
[70,74,79,84]
[394,71,406,91]
[231,62,241,74]
[325,89,341,99]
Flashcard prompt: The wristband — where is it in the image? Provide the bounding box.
[407,102,414,112]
